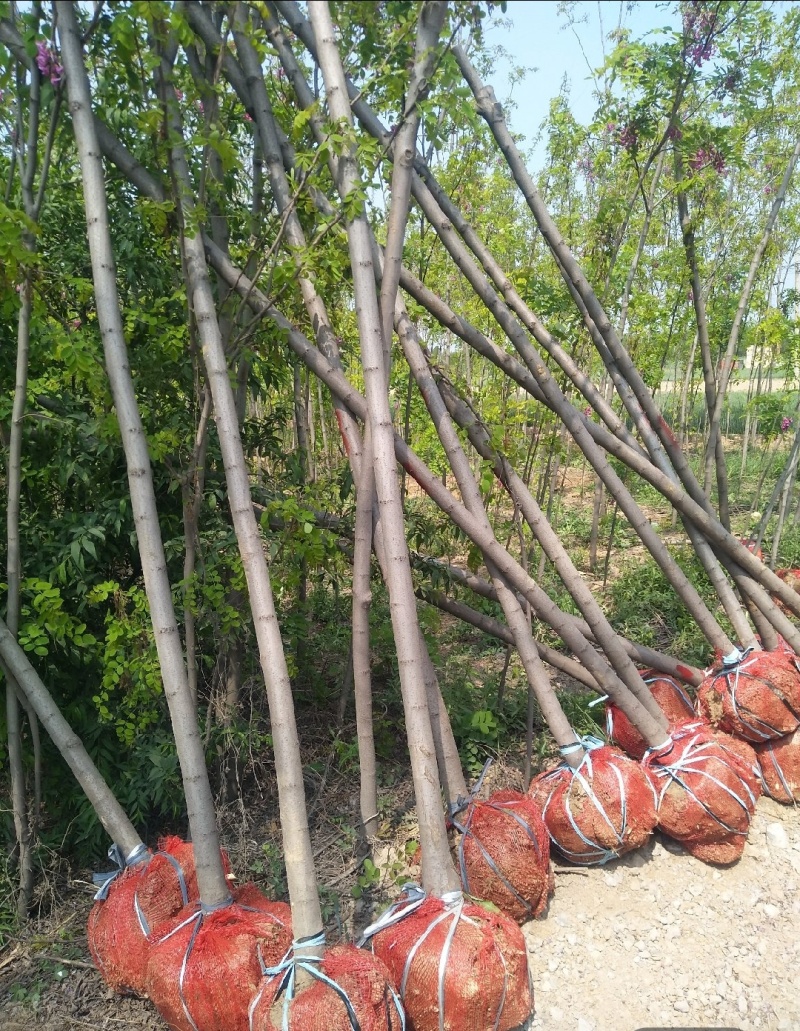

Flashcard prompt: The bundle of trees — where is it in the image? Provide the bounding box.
[2,1,800,1028]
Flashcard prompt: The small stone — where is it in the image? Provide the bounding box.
[548,1006,564,1023]
[738,994,748,1016]
[762,903,780,919]
[603,869,623,887]
[766,823,790,849]
[577,1019,595,1031]
[689,883,704,897]
[674,999,690,1013]
[733,961,756,986]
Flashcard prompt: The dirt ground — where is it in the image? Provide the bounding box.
[1,781,798,1031]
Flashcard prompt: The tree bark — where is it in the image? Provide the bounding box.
[58,4,229,906]
[0,619,142,856]
[159,43,323,944]
[309,1,460,896]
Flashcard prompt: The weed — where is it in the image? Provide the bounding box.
[249,841,287,898]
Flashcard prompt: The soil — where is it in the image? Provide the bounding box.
[2,786,798,1031]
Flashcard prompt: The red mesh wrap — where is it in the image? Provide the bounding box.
[528,745,657,865]
[87,837,231,996]
[145,883,292,1031]
[606,671,695,759]
[643,722,760,864]
[368,894,530,1031]
[250,944,404,1031]
[708,727,760,774]
[696,649,800,742]
[739,538,763,561]
[755,727,800,802]
[453,789,552,922]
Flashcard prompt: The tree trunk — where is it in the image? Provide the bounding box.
[59,5,230,906]
[309,0,460,896]
[160,48,324,948]
[0,619,142,856]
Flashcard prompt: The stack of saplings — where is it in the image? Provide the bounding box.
[5,5,800,1031]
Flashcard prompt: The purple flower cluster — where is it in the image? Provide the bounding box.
[35,41,63,86]
[781,417,793,433]
[683,2,719,66]
[577,154,595,179]
[617,123,638,153]
[689,145,726,175]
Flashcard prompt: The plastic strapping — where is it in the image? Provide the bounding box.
[126,842,150,866]
[251,930,404,1031]
[448,758,493,819]
[722,647,744,667]
[559,733,605,758]
[358,884,427,945]
[763,744,794,801]
[643,673,694,713]
[452,794,542,916]
[397,893,464,1031]
[157,906,205,1031]
[714,652,787,741]
[540,748,626,865]
[363,888,510,1031]
[648,730,756,835]
[92,842,150,901]
[152,894,236,1031]
[133,849,190,938]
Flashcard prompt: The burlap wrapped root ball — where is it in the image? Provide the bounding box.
[366,892,531,1031]
[606,671,695,759]
[697,648,800,743]
[88,836,231,996]
[452,789,553,922]
[145,882,292,1031]
[529,745,658,865]
[643,722,761,864]
[250,944,404,1031]
[755,727,800,802]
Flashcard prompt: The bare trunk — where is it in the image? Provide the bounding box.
[59,6,229,906]
[160,52,323,947]
[7,274,34,919]
[310,1,460,895]
[352,423,379,839]
[393,291,584,764]
[183,387,212,708]
[0,619,142,856]
[674,149,730,524]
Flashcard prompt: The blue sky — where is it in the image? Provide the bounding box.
[482,1,681,168]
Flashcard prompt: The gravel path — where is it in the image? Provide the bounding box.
[524,796,800,1031]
